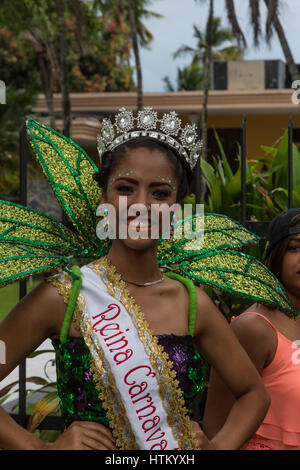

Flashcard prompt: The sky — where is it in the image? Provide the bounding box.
[136,0,300,92]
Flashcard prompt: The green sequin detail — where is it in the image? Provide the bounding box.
[180,249,297,317]
[0,121,296,319]
[52,337,109,428]
[52,335,205,428]
[26,120,104,256]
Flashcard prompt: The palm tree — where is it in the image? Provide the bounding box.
[94,0,162,110]
[263,0,300,82]
[56,0,71,137]
[127,1,143,110]
[224,0,300,81]
[163,64,204,92]
[193,0,299,200]
[174,12,243,163]
[0,0,62,129]
[174,18,243,65]
[201,0,214,167]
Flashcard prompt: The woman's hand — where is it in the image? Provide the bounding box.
[190,421,215,450]
[41,421,116,450]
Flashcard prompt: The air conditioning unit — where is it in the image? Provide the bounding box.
[212,60,286,90]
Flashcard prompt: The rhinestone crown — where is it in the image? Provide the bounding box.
[97,106,203,171]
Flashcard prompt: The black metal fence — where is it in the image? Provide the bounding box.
[8,112,297,431]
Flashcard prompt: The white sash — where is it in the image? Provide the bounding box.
[74,259,199,450]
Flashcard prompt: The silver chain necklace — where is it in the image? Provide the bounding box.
[121,273,165,287]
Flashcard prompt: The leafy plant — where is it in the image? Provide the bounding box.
[255,129,300,213]
[0,350,61,441]
[193,128,300,223]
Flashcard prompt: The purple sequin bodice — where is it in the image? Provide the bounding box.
[52,334,206,427]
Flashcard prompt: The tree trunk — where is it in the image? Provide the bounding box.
[201,0,214,161]
[127,1,143,110]
[263,0,300,82]
[23,30,56,129]
[37,54,56,129]
[271,12,300,82]
[56,0,71,137]
[200,0,214,200]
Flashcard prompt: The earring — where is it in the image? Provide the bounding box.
[170,212,175,238]
[96,205,115,240]
[104,208,109,233]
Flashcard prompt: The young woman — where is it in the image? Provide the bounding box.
[203,209,300,450]
[0,108,269,450]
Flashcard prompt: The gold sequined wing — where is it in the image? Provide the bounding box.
[26,119,104,256]
[0,241,68,287]
[157,213,259,265]
[0,199,87,287]
[179,250,297,317]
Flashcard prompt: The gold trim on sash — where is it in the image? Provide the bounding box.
[75,292,138,450]
[91,257,200,450]
[48,259,201,450]
[47,271,137,449]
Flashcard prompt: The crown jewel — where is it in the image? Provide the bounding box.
[97,107,202,171]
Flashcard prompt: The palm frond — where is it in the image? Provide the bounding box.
[265,0,279,43]
[249,0,262,47]
[225,0,247,48]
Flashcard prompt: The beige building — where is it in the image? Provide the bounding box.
[33,86,300,168]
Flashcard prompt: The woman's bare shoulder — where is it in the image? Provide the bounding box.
[193,285,226,336]
[1,279,67,339]
[231,308,276,339]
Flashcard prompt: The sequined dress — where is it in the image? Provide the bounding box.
[52,334,206,428]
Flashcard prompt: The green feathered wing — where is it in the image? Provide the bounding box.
[0,200,86,286]
[158,213,297,317]
[157,212,259,264]
[0,121,296,317]
[26,119,104,255]
[0,120,108,287]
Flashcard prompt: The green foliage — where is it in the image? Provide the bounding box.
[165,16,242,92]
[191,128,300,222]
[175,18,243,64]
[0,86,38,200]
[94,0,162,48]
[257,130,300,212]
[0,0,135,93]
[163,63,204,92]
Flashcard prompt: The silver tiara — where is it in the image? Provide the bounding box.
[97,106,203,171]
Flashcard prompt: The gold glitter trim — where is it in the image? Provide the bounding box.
[92,257,201,450]
[48,270,137,449]
[76,292,138,450]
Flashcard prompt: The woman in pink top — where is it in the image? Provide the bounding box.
[203,208,300,450]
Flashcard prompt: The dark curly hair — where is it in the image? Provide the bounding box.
[93,137,193,203]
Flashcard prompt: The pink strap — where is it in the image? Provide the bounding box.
[231,311,278,333]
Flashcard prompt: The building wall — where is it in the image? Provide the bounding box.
[207,113,300,160]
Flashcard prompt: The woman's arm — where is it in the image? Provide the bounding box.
[202,312,276,442]
[193,291,271,450]
[0,281,116,450]
[0,282,64,449]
